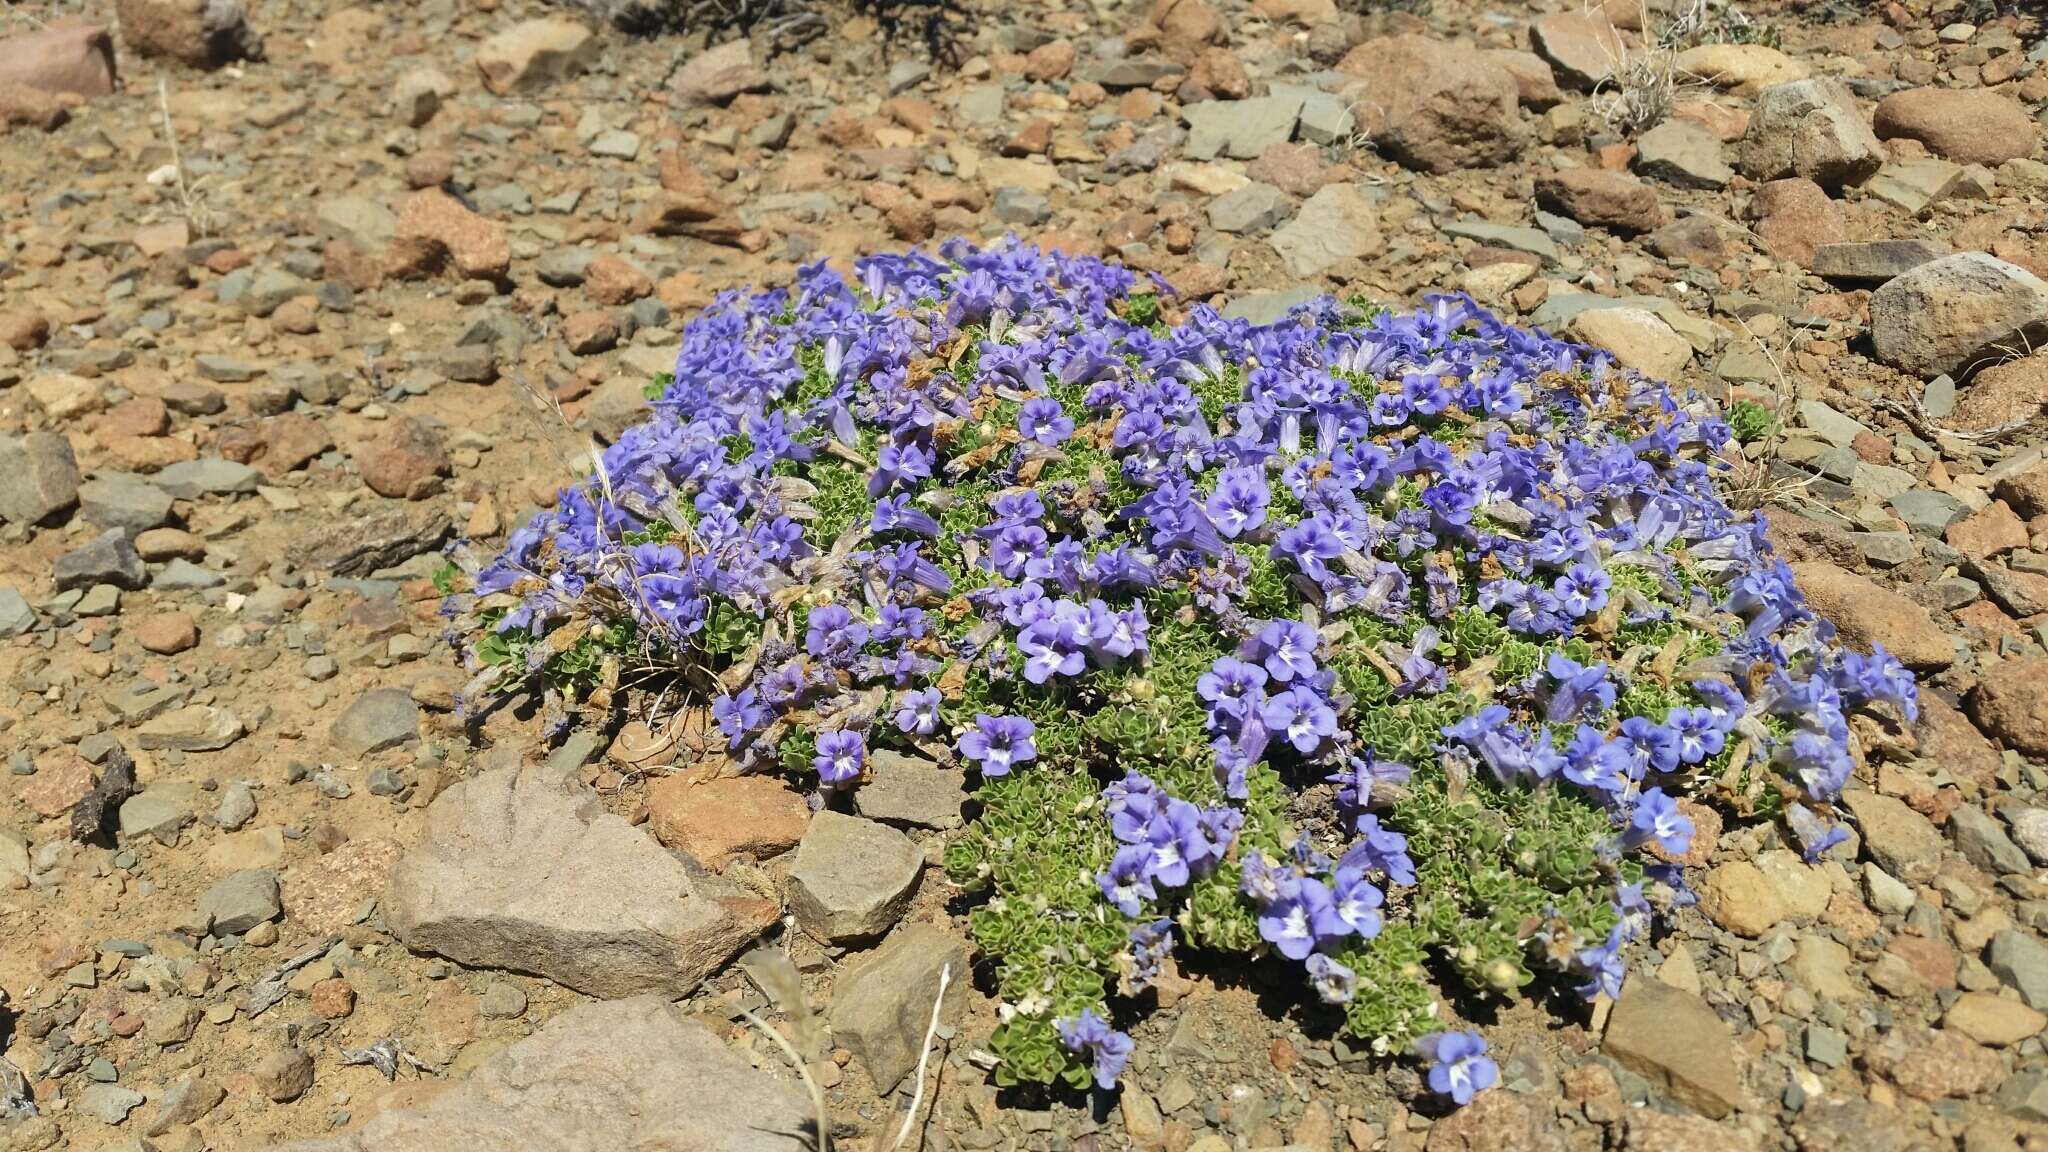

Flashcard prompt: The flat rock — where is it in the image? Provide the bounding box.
[1207,182,1291,234]
[1945,991,2046,1046]
[155,457,258,499]
[1869,253,2048,379]
[828,923,970,1093]
[1567,307,1691,379]
[54,529,145,591]
[384,767,777,997]
[272,997,811,1152]
[1674,42,1806,93]
[77,473,174,535]
[136,705,245,752]
[671,38,768,107]
[1811,239,1954,283]
[0,586,38,638]
[1530,11,1624,90]
[1602,978,1744,1117]
[1863,1025,2007,1100]
[1182,93,1303,161]
[786,810,922,943]
[646,774,810,869]
[1268,183,1383,277]
[474,18,596,95]
[331,688,419,755]
[1789,561,1954,669]
[281,837,404,935]
[856,751,969,830]
[1634,119,1731,189]
[1841,789,1944,883]
[1536,168,1664,234]
[198,868,280,936]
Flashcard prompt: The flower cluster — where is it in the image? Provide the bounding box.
[449,239,1917,1099]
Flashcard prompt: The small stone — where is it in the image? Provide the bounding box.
[785,811,923,943]
[1602,978,1744,1117]
[1700,860,1787,937]
[1811,240,1954,284]
[1869,253,2048,379]
[134,611,198,654]
[54,530,146,592]
[1790,561,1954,669]
[0,431,80,527]
[646,774,809,869]
[199,869,280,936]
[253,1046,315,1103]
[479,981,528,1019]
[1863,1026,2007,1101]
[1268,183,1383,278]
[1207,182,1291,234]
[1946,991,2046,1046]
[827,923,969,1092]
[1737,78,1885,191]
[1989,931,2048,1011]
[311,976,356,1019]
[332,688,420,755]
[474,18,595,95]
[671,38,768,107]
[1567,307,1691,379]
[77,1082,146,1125]
[1634,119,1731,189]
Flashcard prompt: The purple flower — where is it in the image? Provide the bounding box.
[1624,787,1693,856]
[712,687,768,749]
[1417,1031,1498,1106]
[1261,686,1338,755]
[1207,467,1271,539]
[894,687,941,735]
[1057,1009,1134,1090]
[958,713,1038,776]
[805,603,869,663]
[1253,619,1320,683]
[1306,952,1357,1003]
[1019,396,1075,444]
[815,728,866,790]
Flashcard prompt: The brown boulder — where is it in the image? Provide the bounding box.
[0,22,116,96]
[670,38,769,108]
[0,82,67,132]
[648,775,810,870]
[1489,48,1563,110]
[1874,87,2038,167]
[1996,460,2048,519]
[1953,351,2048,434]
[1535,168,1665,234]
[1150,0,1223,58]
[1529,11,1624,91]
[386,189,510,283]
[1336,35,1525,173]
[115,0,261,69]
[352,416,448,500]
[1746,178,1846,269]
[1969,658,2048,758]
[1424,1088,1568,1152]
[1790,561,1954,670]
[474,18,597,96]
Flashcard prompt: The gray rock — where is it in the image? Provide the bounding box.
[2001,1072,2048,1123]
[1222,285,1320,326]
[146,1075,224,1136]
[993,186,1051,227]
[1183,94,1304,161]
[536,248,595,287]
[155,458,260,499]
[1890,489,1968,535]
[77,1083,146,1125]
[1869,253,2048,378]
[194,354,261,383]
[0,431,80,527]
[1796,400,1871,448]
[1738,77,1885,191]
[786,811,922,943]
[588,129,640,159]
[480,982,528,1019]
[1269,184,1384,278]
[886,58,931,94]
[1442,220,1560,263]
[54,530,146,592]
[857,751,968,830]
[331,688,420,756]
[199,869,281,936]
[1634,119,1731,189]
[1269,84,1354,146]
[1811,239,1954,283]
[119,785,195,843]
[1989,930,2048,1011]
[215,783,258,831]
[2005,806,2048,864]
[153,559,224,590]
[254,1047,314,1103]
[1207,182,1291,234]
[318,196,397,246]
[1950,805,2032,874]
[77,474,175,535]
[828,924,969,1093]
[0,587,35,638]
[383,767,777,998]
[1080,56,1181,89]
[1841,790,1944,883]
[1867,158,1964,217]
[137,705,245,752]
[269,998,812,1152]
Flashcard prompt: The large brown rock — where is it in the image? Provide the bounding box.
[1602,978,1745,1118]
[1336,35,1525,173]
[474,18,597,95]
[1970,658,2048,759]
[1874,88,2038,167]
[671,38,769,107]
[1862,1026,2008,1101]
[1868,253,2048,380]
[1790,561,1955,670]
[272,997,811,1152]
[1424,1088,1569,1152]
[1953,350,2048,433]
[0,22,116,96]
[646,774,810,870]
[1529,11,1624,91]
[383,767,778,998]
[0,81,66,132]
[352,415,449,500]
[386,189,510,282]
[1535,168,1665,234]
[115,0,261,69]
[1737,78,1883,192]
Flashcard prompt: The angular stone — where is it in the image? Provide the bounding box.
[155,457,258,499]
[1748,177,1845,268]
[786,811,922,943]
[1567,307,1691,379]
[77,1083,146,1125]
[0,22,117,97]
[54,530,145,591]
[384,767,777,997]
[1207,182,1290,234]
[1738,78,1884,191]
[1602,979,1744,1117]
[1530,11,1624,90]
[1945,991,2046,1046]
[1869,253,2048,379]
[1863,1026,2007,1100]
[1536,168,1664,234]
[1634,119,1731,190]
[137,705,244,752]
[77,474,174,535]
[828,924,970,1093]
[671,38,768,107]
[0,586,34,638]
[270,997,811,1152]
[646,774,810,869]
[1811,240,1954,284]
[198,869,280,936]
[1183,94,1303,161]
[0,431,80,527]
[856,751,968,830]
[1867,158,1965,217]
[1674,43,1806,94]
[281,837,403,935]
[1268,183,1382,277]
[1989,931,2048,1011]
[1970,658,2048,759]
[388,188,510,282]
[115,0,260,69]
[1840,789,1944,883]
[1444,220,1559,263]
[1336,35,1525,173]
[1950,804,2031,875]
[474,18,595,95]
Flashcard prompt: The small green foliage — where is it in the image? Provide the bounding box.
[1727,399,1776,444]
[430,560,462,595]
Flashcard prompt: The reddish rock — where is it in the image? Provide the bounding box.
[0,22,117,96]
[105,434,198,472]
[1247,141,1327,197]
[1424,1086,1568,1152]
[1887,935,1959,991]
[1024,39,1075,82]
[1747,178,1846,269]
[1947,500,2029,560]
[1996,460,2048,519]
[22,757,94,819]
[584,255,653,306]
[0,82,68,132]
[1672,100,1750,141]
[1489,48,1563,110]
[647,775,810,870]
[1874,87,2039,167]
[1916,692,2004,789]
[386,189,510,283]
[1953,352,2048,434]
[1790,561,1954,670]
[1536,168,1665,234]
[352,416,449,500]
[1530,11,1624,90]
[263,412,335,472]
[1969,658,2048,758]
[115,0,261,69]
[1002,118,1053,157]
[1187,48,1249,100]
[310,977,356,1019]
[562,310,620,355]
[1336,35,1525,173]
[1862,1025,2007,1101]
[104,396,170,438]
[280,838,404,935]
[133,611,198,654]
[0,310,49,352]
[474,18,596,96]
[1149,0,1223,57]
[671,38,768,108]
